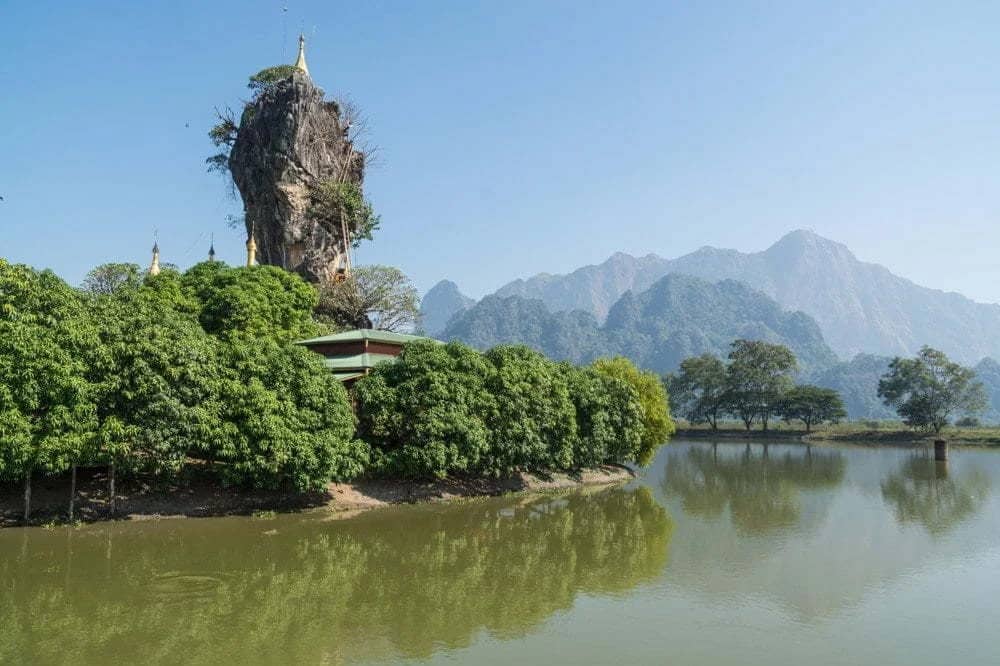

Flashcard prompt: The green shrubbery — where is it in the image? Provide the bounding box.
[1,258,675,517]
[354,343,670,479]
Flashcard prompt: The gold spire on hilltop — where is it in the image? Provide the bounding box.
[293,33,309,75]
[149,241,161,276]
[246,228,257,267]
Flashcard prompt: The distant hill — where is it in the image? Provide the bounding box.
[491,230,1000,364]
[443,274,837,375]
[419,280,474,336]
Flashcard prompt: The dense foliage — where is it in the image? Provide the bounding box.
[878,347,986,433]
[2,258,662,519]
[355,343,671,479]
[669,341,845,432]
[778,385,847,432]
[0,259,358,519]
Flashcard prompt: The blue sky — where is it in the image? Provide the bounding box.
[1,1,998,301]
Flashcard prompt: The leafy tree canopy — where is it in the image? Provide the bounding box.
[725,340,797,431]
[593,356,675,465]
[878,346,986,433]
[779,385,847,432]
[181,262,320,342]
[317,265,419,332]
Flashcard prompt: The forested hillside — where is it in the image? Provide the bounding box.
[487,230,1000,364]
[443,274,837,375]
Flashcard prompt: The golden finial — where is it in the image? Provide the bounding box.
[149,240,161,276]
[246,227,258,267]
[294,33,309,75]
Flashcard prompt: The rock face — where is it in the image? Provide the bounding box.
[229,71,363,282]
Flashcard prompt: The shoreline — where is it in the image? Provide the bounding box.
[675,427,1000,446]
[0,465,634,528]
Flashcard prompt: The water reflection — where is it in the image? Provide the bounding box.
[881,452,992,535]
[0,486,672,665]
[661,443,845,534]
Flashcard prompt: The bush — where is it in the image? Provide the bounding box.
[353,341,496,478]
[593,357,675,465]
[354,342,656,479]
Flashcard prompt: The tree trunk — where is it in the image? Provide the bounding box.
[68,465,77,521]
[23,472,31,524]
[108,463,116,517]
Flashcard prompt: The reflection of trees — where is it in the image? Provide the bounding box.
[662,444,845,534]
[881,453,991,536]
[0,486,672,665]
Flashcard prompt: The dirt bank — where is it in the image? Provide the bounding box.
[0,465,634,528]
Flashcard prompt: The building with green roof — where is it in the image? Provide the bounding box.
[296,329,438,385]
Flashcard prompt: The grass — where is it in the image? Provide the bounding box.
[674,420,1000,446]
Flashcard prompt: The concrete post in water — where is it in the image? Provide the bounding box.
[934,439,948,461]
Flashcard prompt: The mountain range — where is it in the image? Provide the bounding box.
[441,274,837,376]
[486,230,1000,364]
[419,230,1000,421]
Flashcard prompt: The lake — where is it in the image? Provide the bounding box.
[2,440,999,665]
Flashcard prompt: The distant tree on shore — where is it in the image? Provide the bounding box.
[725,340,797,431]
[779,385,846,432]
[877,346,986,433]
[668,354,728,429]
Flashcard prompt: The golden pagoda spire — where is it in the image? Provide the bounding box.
[246,227,257,267]
[149,241,161,276]
[293,33,309,75]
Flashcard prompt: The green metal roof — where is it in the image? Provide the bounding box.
[321,353,398,371]
[297,329,436,346]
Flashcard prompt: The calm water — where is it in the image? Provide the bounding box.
[2,440,1000,665]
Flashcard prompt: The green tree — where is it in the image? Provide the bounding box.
[0,260,97,520]
[779,385,847,432]
[562,364,644,468]
[725,340,797,431]
[316,264,420,332]
[181,262,320,342]
[306,180,381,249]
[484,345,577,474]
[593,356,675,465]
[210,336,360,490]
[81,262,142,295]
[877,346,986,433]
[353,340,496,478]
[668,354,728,429]
[85,272,220,478]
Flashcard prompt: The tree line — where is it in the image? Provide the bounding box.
[669,339,985,433]
[0,258,673,521]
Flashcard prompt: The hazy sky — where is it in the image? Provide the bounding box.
[1,1,998,302]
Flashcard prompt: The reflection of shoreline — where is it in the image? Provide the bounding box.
[656,442,1000,624]
[0,486,672,665]
[881,452,991,535]
[661,442,846,534]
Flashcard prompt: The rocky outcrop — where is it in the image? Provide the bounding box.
[229,71,363,282]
